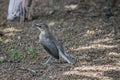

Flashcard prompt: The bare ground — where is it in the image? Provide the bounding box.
[0,0,120,80]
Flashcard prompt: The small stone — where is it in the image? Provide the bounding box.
[49,10,55,15]
[0,56,7,62]
[18,36,21,40]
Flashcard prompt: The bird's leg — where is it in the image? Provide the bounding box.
[44,56,52,64]
[39,56,52,66]
[50,58,61,63]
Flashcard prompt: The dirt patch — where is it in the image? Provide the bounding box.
[0,0,120,80]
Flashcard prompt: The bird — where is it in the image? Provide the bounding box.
[35,23,75,65]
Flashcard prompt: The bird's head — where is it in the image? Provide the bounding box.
[35,23,49,31]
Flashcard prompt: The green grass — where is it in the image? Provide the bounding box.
[28,46,35,55]
[5,50,22,62]
[0,46,36,63]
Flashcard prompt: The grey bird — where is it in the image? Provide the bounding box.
[35,23,75,65]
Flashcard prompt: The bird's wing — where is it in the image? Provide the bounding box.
[40,39,59,59]
[55,40,75,64]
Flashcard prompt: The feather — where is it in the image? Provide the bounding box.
[37,23,76,64]
[40,32,59,59]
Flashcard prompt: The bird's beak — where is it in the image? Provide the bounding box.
[34,23,43,27]
[35,23,41,27]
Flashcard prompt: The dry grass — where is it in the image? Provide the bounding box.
[0,0,120,80]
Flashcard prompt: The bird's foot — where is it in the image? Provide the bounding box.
[38,62,51,66]
[50,59,62,63]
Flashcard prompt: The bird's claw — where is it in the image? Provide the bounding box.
[38,62,51,66]
[50,59,61,63]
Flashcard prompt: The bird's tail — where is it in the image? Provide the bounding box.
[59,50,75,64]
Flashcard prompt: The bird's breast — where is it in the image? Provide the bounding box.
[39,33,49,43]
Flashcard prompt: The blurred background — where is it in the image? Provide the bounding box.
[0,0,120,80]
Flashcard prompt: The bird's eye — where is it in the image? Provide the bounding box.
[39,25,41,27]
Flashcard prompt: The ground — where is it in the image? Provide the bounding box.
[0,0,120,80]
